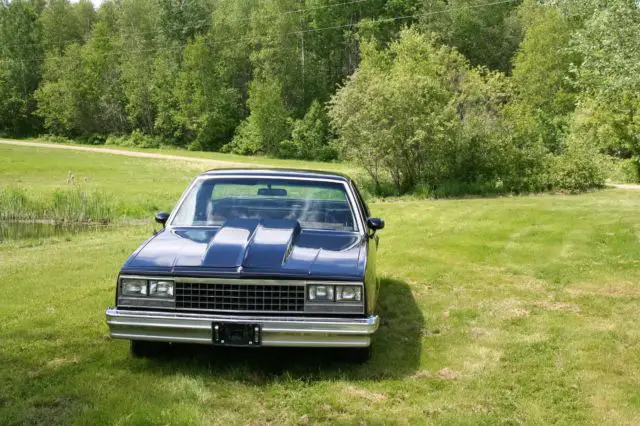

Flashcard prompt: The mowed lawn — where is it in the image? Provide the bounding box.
[1,145,640,424]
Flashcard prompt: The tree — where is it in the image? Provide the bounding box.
[228,78,291,156]
[0,0,43,135]
[39,0,93,55]
[329,29,471,192]
[36,21,126,136]
[510,0,579,154]
[279,99,335,160]
[174,36,240,150]
[419,0,522,73]
[570,0,640,162]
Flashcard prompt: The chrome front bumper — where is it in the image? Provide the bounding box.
[106,308,379,348]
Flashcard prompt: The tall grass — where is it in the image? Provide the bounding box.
[0,187,115,223]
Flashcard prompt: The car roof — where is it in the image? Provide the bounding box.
[200,168,352,182]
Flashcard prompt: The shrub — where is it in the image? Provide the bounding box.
[41,134,74,144]
[329,29,539,195]
[608,158,640,184]
[104,130,161,148]
[278,100,337,161]
[227,79,291,156]
[550,136,606,192]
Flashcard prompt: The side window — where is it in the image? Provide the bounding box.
[351,182,370,218]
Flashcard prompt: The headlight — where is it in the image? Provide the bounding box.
[149,280,174,298]
[336,285,362,302]
[121,278,148,296]
[308,284,335,302]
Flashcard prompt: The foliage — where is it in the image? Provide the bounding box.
[418,0,522,73]
[569,1,640,174]
[279,100,337,161]
[330,29,547,194]
[227,79,291,156]
[0,0,637,195]
[0,0,43,135]
[510,0,579,154]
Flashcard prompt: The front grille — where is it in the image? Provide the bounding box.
[175,282,305,313]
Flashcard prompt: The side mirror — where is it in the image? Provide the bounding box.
[366,217,385,235]
[154,212,170,228]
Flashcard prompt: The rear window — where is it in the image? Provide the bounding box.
[171,177,357,231]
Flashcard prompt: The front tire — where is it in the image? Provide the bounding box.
[130,340,168,358]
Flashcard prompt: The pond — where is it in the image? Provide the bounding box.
[0,221,110,242]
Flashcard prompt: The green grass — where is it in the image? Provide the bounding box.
[0,187,115,222]
[15,136,355,174]
[0,142,358,219]
[1,144,640,424]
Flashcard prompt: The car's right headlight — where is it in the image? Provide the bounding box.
[149,280,174,298]
[307,284,335,302]
[121,278,148,296]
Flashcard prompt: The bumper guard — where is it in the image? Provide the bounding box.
[106,308,379,348]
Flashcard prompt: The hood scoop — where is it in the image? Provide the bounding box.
[201,218,301,270]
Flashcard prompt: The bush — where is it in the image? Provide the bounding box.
[227,79,291,156]
[104,130,161,148]
[41,134,74,144]
[222,120,262,155]
[329,29,540,195]
[608,158,640,183]
[278,100,337,161]
[550,137,606,192]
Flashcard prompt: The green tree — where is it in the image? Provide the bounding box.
[228,79,291,156]
[419,0,522,73]
[510,0,579,154]
[39,0,93,55]
[279,99,335,160]
[118,0,159,134]
[174,36,240,150]
[329,29,467,192]
[0,0,43,135]
[570,0,640,162]
[36,21,126,136]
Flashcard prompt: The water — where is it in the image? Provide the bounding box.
[0,221,105,242]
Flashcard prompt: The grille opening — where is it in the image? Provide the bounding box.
[175,282,305,313]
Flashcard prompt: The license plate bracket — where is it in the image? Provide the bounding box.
[212,322,261,346]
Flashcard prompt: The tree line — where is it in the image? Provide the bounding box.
[0,0,639,195]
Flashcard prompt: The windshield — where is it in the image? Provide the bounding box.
[171,177,357,231]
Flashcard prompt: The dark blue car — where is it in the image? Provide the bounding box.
[106,169,384,360]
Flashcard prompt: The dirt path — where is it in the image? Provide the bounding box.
[0,138,258,168]
[611,183,640,190]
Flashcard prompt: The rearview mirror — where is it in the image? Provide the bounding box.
[257,187,287,196]
[155,211,170,228]
[367,217,385,234]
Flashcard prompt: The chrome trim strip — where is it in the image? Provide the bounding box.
[165,175,365,235]
[106,308,378,348]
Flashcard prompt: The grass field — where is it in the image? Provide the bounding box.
[1,144,640,424]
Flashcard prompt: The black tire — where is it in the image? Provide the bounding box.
[130,340,168,358]
[342,346,372,363]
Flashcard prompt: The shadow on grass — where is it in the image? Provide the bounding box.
[130,277,424,381]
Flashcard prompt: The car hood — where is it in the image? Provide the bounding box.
[122,218,366,279]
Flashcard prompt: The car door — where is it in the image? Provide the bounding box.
[351,181,379,314]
